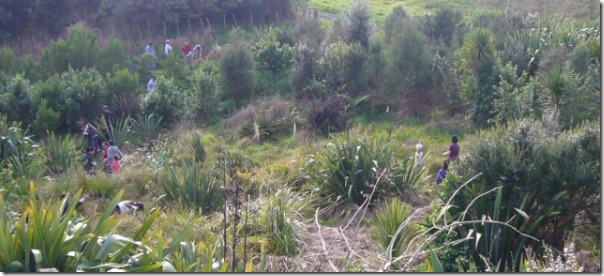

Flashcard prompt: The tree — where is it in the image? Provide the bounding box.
[456,28,500,125]
[40,24,100,76]
[220,44,254,108]
[343,1,372,49]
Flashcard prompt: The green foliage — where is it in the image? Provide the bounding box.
[132,113,163,141]
[342,1,372,49]
[307,94,349,136]
[490,64,541,125]
[106,68,143,101]
[0,116,44,195]
[42,132,78,175]
[160,163,221,213]
[31,99,61,137]
[312,137,394,205]
[220,44,254,108]
[189,62,224,122]
[140,77,185,126]
[252,28,294,94]
[382,17,432,102]
[0,74,34,124]
[40,24,99,76]
[97,39,128,75]
[317,41,368,97]
[442,119,600,271]
[105,116,134,148]
[370,198,415,258]
[0,47,23,75]
[456,28,500,125]
[79,175,118,198]
[424,6,462,47]
[258,186,313,256]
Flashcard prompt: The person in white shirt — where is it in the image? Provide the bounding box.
[164,39,172,59]
[415,143,424,166]
[112,200,144,215]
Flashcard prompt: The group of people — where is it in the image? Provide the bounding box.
[145,39,203,61]
[78,105,123,176]
[414,135,460,185]
[143,39,203,92]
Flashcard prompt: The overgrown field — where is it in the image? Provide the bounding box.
[0,0,600,272]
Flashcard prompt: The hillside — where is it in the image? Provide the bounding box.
[0,0,600,272]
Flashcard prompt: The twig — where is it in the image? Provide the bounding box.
[314,208,339,272]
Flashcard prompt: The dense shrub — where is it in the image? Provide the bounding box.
[189,62,224,123]
[317,41,369,97]
[59,67,108,126]
[307,94,348,136]
[311,137,394,205]
[0,74,33,124]
[370,198,416,258]
[97,39,128,75]
[291,43,318,95]
[140,77,185,126]
[160,163,221,213]
[31,99,61,136]
[440,119,600,271]
[342,1,372,49]
[42,132,78,175]
[106,68,144,118]
[220,44,254,108]
[382,17,432,103]
[40,24,99,76]
[252,29,294,94]
[0,47,22,75]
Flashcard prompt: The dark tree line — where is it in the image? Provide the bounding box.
[0,0,293,43]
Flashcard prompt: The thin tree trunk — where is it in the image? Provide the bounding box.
[231,13,238,28]
[163,22,167,38]
[188,19,194,41]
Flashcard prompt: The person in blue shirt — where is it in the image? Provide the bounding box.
[145,42,155,55]
[436,160,449,185]
[147,76,156,92]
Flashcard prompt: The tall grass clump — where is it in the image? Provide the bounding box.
[132,113,163,142]
[78,175,118,198]
[258,186,314,256]
[160,163,221,213]
[105,116,134,147]
[43,132,78,175]
[370,198,416,258]
[311,137,394,205]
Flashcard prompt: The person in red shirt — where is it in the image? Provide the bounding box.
[181,42,192,57]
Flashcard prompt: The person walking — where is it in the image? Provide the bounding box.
[147,76,156,92]
[164,39,172,59]
[145,42,155,55]
[443,135,460,161]
[436,160,449,185]
[415,143,424,166]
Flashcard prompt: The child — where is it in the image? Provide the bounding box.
[111,155,121,175]
[79,147,97,175]
[436,160,449,185]
[111,200,144,215]
[415,143,424,166]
